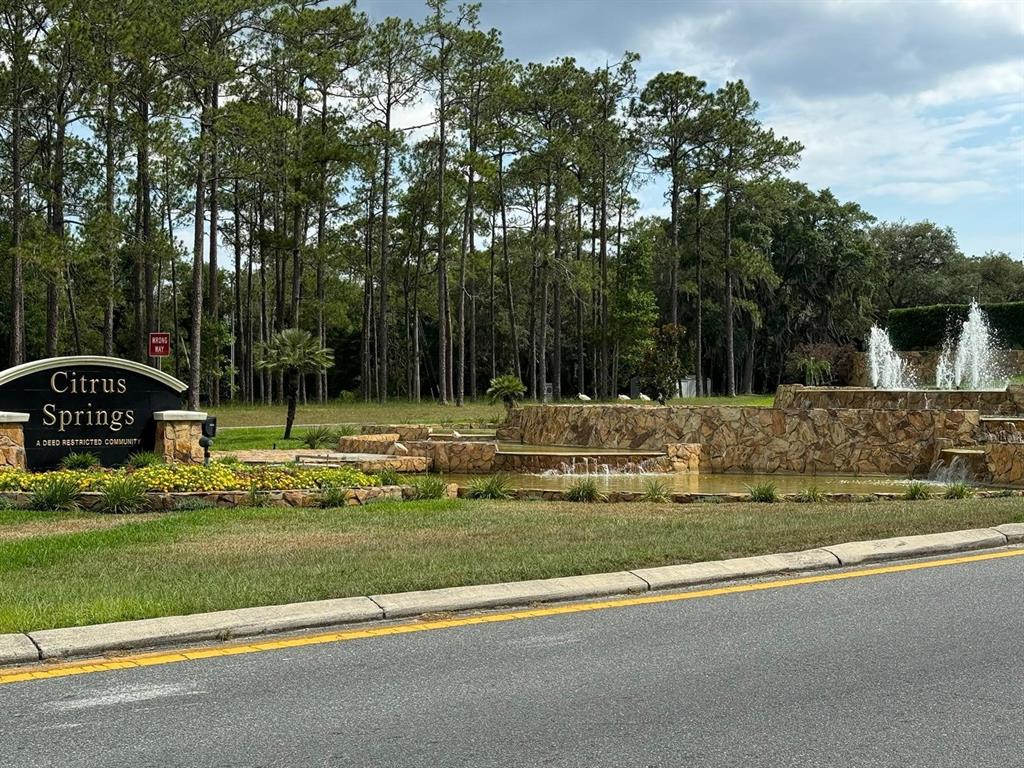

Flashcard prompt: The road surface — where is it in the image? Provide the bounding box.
[1,551,1021,767]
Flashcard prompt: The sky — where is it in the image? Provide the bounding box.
[361,0,1024,259]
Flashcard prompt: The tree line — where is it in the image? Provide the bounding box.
[1,0,1021,406]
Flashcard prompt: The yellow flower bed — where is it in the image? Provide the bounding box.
[0,464,375,494]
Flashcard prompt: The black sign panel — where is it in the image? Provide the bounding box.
[0,357,187,469]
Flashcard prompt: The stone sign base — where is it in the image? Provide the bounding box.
[153,411,207,464]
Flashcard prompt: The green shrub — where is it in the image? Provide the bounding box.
[335,424,360,437]
[60,452,100,470]
[127,451,164,469]
[640,478,671,503]
[301,425,338,449]
[29,475,82,511]
[746,482,779,503]
[319,485,350,508]
[795,485,824,503]
[0,495,16,511]
[97,475,150,514]
[376,466,401,487]
[468,474,514,500]
[173,496,218,511]
[336,390,358,403]
[943,482,975,500]
[888,302,1024,350]
[904,482,931,501]
[565,478,607,503]
[411,475,448,500]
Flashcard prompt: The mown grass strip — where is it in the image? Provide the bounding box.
[0,495,1018,634]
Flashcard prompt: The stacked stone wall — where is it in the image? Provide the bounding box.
[502,404,981,476]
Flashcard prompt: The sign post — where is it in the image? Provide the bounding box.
[149,332,171,358]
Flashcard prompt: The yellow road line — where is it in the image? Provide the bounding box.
[2,547,1022,687]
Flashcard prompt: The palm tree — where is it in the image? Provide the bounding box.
[486,374,527,417]
[257,329,334,439]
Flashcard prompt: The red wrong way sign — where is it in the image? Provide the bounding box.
[149,332,171,357]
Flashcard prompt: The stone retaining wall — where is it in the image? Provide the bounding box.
[775,384,1024,415]
[501,404,980,476]
[336,434,401,454]
[984,443,1024,486]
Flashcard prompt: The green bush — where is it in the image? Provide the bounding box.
[565,478,607,503]
[746,482,779,503]
[61,452,100,470]
[376,466,401,487]
[640,478,671,503]
[97,475,150,514]
[904,482,931,501]
[888,302,1024,350]
[335,424,360,437]
[127,451,164,469]
[29,475,82,511]
[943,482,975,500]
[301,425,338,448]
[411,475,448,500]
[467,474,514,500]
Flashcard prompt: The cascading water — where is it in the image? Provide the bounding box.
[934,300,1008,390]
[867,325,916,389]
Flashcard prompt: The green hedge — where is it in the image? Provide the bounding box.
[888,302,1024,350]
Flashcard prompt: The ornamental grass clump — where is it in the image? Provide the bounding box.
[565,478,607,503]
[127,451,164,469]
[467,474,514,500]
[944,482,975,500]
[746,482,779,503]
[904,482,931,501]
[60,452,100,470]
[640,478,671,503]
[795,485,824,503]
[301,425,338,449]
[319,485,350,508]
[411,475,448,500]
[376,466,401,487]
[29,475,82,511]
[97,475,150,514]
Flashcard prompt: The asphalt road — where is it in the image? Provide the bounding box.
[1,553,1021,768]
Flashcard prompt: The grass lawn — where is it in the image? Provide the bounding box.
[0,495,1019,633]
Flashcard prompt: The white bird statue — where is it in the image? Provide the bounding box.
[577,393,592,401]
[639,393,652,401]
[618,394,630,401]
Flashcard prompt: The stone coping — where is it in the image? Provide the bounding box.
[0,412,30,423]
[153,410,208,422]
[0,355,187,393]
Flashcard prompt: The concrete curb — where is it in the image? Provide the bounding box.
[370,572,648,619]
[0,634,38,666]
[25,597,382,661]
[820,528,1007,566]
[631,549,840,590]
[1,525,1019,666]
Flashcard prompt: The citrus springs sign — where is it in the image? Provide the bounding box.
[0,356,187,469]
